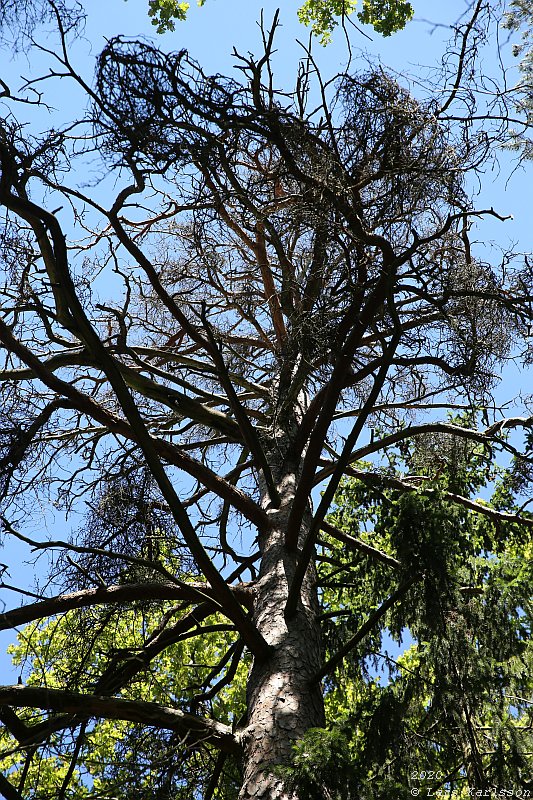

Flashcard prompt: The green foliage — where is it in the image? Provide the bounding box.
[145,0,413,40]
[2,601,248,798]
[277,726,358,799]
[502,1,533,158]
[504,1,533,69]
[2,418,532,798]
[356,0,414,37]
[297,0,358,44]
[147,0,194,34]
[283,417,533,798]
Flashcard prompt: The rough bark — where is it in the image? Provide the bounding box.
[239,468,325,800]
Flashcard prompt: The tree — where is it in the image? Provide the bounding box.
[0,2,532,798]
[0,0,415,42]
[503,0,533,157]
[314,437,533,798]
[3,431,532,798]
[145,0,414,40]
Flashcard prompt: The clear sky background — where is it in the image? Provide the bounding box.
[0,0,531,678]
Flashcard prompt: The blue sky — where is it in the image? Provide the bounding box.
[61,0,533,263]
[6,0,529,255]
[0,0,531,678]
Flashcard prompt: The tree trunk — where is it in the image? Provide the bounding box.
[239,469,325,799]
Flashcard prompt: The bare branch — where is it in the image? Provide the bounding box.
[0,685,241,754]
[0,581,254,632]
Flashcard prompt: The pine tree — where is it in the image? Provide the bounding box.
[0,4,532,798]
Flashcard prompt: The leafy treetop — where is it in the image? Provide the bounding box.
[146,0,414,40]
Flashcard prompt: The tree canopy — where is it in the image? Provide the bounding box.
[503,0,533,157]
[2,434,532,798]
[0,2,532,799]
[146,0,414,39]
